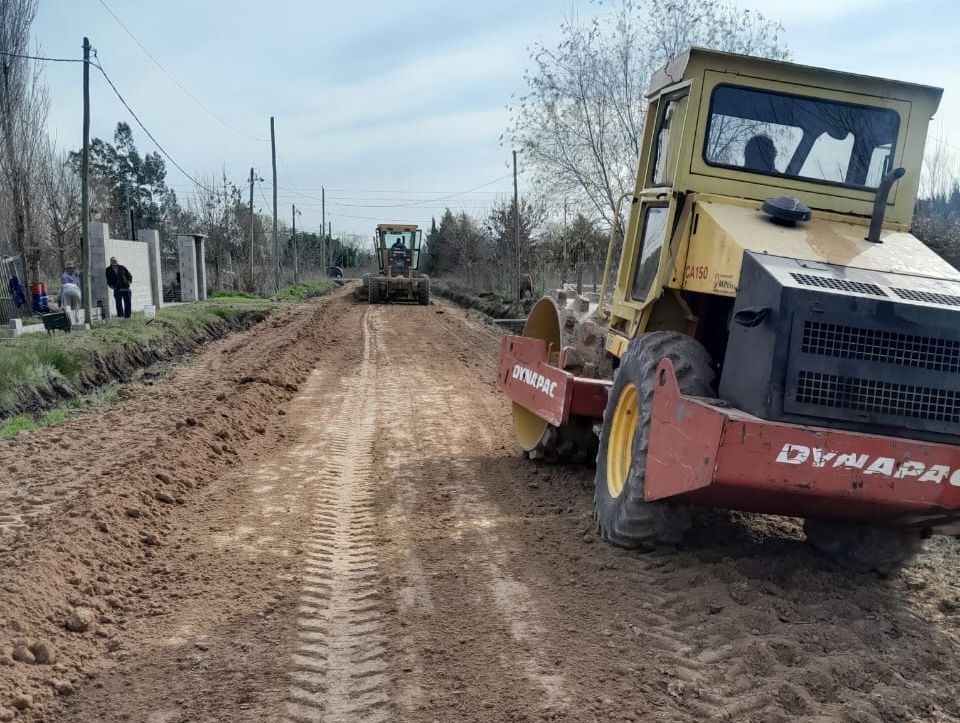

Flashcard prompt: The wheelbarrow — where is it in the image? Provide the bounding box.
[41,310,72,334]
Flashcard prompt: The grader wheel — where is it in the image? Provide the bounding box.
[369,277,384,304]
[512,288,612,463]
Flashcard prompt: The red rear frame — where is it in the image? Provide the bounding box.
[499,333,960,530]
[646,359,960,530]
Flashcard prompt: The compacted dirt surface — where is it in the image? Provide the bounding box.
[3,287,960,722]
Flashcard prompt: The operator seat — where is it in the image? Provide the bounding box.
[389,242,409,277]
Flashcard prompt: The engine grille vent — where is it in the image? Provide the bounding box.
[790,273,887,297]
[801,321,960,373]
[892,287,960,307]
[795,371,960,423]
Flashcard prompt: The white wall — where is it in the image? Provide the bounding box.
[89,222,159,318]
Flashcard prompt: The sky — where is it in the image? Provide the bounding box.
[31,0,960,239]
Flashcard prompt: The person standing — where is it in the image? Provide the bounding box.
[105,256,133,318]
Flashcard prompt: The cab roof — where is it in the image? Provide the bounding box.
[376,224,419,232]
[648,47,942,111]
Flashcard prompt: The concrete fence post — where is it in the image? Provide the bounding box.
[177,234,198,302]
[177,233,207,302]
[89,221,112,319]
[196,236,208,300]
[138,229,163,308]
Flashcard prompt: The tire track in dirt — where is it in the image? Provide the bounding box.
[442,308,725,720]
[283,308,392,723]
[370,307,572,719]
[456,306,960,721]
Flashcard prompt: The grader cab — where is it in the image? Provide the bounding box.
[498,47,960,573]
[363,224,430,304]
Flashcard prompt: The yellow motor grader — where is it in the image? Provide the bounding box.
[498,47,960,573]
[362,223,430,304]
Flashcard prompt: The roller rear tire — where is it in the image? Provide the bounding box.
[803,519,922,575]
[594,332,714,549]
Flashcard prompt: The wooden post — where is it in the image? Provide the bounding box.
[270,117,279,292]
[81,37,92,325]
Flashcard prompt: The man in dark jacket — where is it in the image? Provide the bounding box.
[105,256,133,318]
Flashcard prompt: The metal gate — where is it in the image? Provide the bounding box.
[0,255,30,324]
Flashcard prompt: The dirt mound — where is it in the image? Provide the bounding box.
[0,292,349,721]
[431,281,532,319]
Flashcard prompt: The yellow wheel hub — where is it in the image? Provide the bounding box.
[607,382,638,498]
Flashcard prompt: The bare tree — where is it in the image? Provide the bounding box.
[44,145,81,273]
[0,0,49,282]
[187,170,267,292]
[510,0,788,227]
[920,127,957,201]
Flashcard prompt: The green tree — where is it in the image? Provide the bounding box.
[486,197,545,287]
[69,122,180,240]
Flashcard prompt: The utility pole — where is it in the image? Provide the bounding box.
[80,37,92,326]
[248,167,255,286]
[291,204,300,284]
[270,116,279,292]
[321,186,326,274]
[513,149,521,302]
[328,222,332,269]
[125,187,135,240]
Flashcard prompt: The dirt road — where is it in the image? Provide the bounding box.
[3,289,960,722]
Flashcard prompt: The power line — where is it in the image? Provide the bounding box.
[275,150,316,203]
[96,0,268,143]
[0,51,83,63]
[256,178,272,213]
[293,174,513,208]
[279,185,508,195]
[327,209,424,222]
[92,59,214,192]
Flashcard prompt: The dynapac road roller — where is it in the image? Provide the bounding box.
[498,47,960,573]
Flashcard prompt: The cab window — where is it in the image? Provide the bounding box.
[650,93,687,187]
[704,84,900,189]
[631,206,669,302]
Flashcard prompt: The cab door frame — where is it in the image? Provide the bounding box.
[609,80,694,343]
